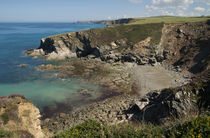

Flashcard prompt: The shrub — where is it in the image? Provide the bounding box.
[0,130,13,138]
[54,119,105,138]
[166,116,210,137]
[0,113,9,125]
[54,116,210,138]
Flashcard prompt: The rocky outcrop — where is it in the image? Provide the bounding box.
[93,18,133,25]
[26,23,164,65]
[27,21,209,69]
[126,89,197,124]
[0,95,47,138]
[125,79,210,124]
[160,21,210,74]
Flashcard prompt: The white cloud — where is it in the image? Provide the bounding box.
[152,0,194,10]
[107,16,112,20]
[146,5,161,11]
[131,0,209,16]
[129,0,143,3]
[146,5,174,16]
[145,0,205,16]
[123,14,128,18]
[194,6,206,12]
[196,0,210,5]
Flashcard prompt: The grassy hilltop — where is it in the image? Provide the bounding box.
[123,16,210,25]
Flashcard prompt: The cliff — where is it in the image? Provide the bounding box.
[93,18,133,25]
[27,23,164,64]
[27,21,210,73]
[0,95,47,138]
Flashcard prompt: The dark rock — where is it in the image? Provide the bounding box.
[126,89,197,124]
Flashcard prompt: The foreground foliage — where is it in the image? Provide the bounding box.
[54,116,210,138]
[0,130,13,138]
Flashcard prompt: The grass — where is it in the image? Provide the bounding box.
[0,104,18,125]
[0,130,13,138]
[54,116,210,138]
[129,16,210,25]
[47,22,163,53]
[0,130,34,138]
[98,22,163,44]
[166,115,210,137]
[0,113,9,125]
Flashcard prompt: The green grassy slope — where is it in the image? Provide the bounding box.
[128,16,210,25]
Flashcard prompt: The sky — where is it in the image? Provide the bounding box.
[0,0,209,22]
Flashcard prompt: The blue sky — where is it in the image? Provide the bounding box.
[0,0,209,22]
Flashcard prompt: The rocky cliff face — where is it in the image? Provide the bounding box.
[0,95,46,138]
[93,18,133,25]
[160,21,210,74]
[27,21,210,72]
[126,80,210,124]
[27,23,164,65]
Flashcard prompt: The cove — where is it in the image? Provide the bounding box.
[0,22,105,110]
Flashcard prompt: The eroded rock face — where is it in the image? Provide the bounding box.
[161,22,210,74]
[0,95,46,138]
[126,88,198,124]
[27,21,209,71]
[26,23,164,65]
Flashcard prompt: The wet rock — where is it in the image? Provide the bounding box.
[18,64,28,68]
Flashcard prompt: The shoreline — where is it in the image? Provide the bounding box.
[36,58,190,134]
[24,20,209,135]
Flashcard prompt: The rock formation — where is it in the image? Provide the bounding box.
[27,21,210,72]
[0,95,47,138]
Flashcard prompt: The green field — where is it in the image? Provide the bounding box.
[128,16,210,25]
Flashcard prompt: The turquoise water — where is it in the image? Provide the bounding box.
[0,23,105,110]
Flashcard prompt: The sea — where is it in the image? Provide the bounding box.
[0,22,105,111]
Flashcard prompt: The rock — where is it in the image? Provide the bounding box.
[59,113,67,118]
[26,49,44,56]
[44,118,50,123]
[155,54,164,62]
[18,64,28,68]
[110,42,118,49]
[33,56,38,59]
[163,50,170,60]
[134,100,149,111]
[149,58,157,66]
[0,95,46,138]
[126,89,197,124]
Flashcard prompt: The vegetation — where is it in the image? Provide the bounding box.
[93,23,163,46]
[0,130,34,138]
[0,113,9,125]
[0,130,13,138]
[0,104,18,125]
[129,16,210,25]
[166,115,210,137]
[48,22,163,53]
[54,116,210,138]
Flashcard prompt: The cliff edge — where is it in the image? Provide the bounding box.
[0,95,47,138]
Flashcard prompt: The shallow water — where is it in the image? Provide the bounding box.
[0,23,105,109]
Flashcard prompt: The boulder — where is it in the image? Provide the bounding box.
[125,89,197,124]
